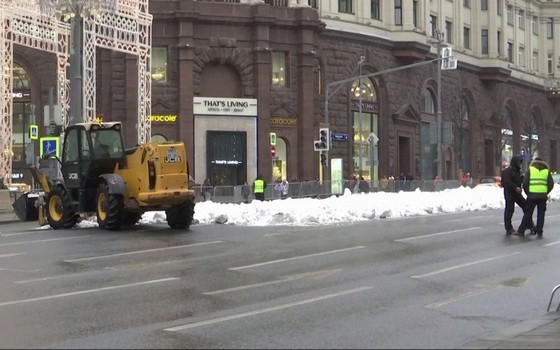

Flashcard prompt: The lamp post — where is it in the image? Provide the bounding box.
[358,55,365,178]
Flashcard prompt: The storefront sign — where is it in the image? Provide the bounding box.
[149,114,177,123]
[271,117,297,126]
[193,97,257,116]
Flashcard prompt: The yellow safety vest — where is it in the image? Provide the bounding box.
[253,179,265,193]
[528,166,549,193]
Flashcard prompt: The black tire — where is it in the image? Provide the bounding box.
[166,200,195,229]
[122,212,142,226]
[96,183,124,230]
[46,185,78,229]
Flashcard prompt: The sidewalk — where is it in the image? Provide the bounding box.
[458,311,560,349]
[0,209,559,348]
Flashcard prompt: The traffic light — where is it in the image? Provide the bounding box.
[269,132,277,146]
[314,128,330,151]
[320,153,327,166]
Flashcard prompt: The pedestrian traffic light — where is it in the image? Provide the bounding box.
[320,153,327,166]
[269,132,277,146]
[314,128,330,151]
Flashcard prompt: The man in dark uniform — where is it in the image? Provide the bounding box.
[501,155,533,235]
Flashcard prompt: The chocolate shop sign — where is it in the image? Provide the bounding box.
[194,97,258,116]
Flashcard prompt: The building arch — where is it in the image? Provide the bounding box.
[192,47,253,96]
[200,64,243,98]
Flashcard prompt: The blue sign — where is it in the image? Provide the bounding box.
[40,137,60,158]
[331,133,349,141]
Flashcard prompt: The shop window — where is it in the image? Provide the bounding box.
[423,89,435,114]
[152,47,168,84]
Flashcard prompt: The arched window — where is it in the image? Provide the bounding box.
[12,64,30,90]
[423,88,435,114]
[351,77,377,102]
[152,134,168,142]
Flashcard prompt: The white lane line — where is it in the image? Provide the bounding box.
[63,241,223,263]
[542,240,560,247]
[395,227,481,242]
[165,286,372,332]
[449,216,487,223]
[204,269,342,295]
[411,252,519,279]
[0,253,26,259]
[425,285,502,309]
[1,231,42,237]
[0,277,179,307]
[228,246,365,271]
[0,236,90,247]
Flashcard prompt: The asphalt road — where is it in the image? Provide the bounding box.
[1,202,560,349]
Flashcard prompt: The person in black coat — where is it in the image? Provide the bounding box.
[501,155,533,235]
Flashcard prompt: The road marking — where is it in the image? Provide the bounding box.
[204,269,342,295]
[228,246,365,271]
[542,240,560,247]
[0,253,26,259]
[448,216,487,223]
[0,236,90,247]
[1,231,42,237]
[425,285,502,309]
[411,252,519,278]
[63,241,223,263]
[395,227,481,242]
[0,277,179,307]
[165,286,372,332]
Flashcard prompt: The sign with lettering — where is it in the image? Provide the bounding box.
[271,117,298,126]
[149,114,177,123]
[193,97,258,116]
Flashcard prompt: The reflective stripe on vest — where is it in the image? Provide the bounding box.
[254,179,265,193]
[529,166,549,193]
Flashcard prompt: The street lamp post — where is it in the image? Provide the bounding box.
[358,55,365,178]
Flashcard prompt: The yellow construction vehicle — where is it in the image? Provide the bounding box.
[31,121,195,230]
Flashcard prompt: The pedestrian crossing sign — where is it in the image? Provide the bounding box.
[29,124,39,140]
[40,136,60,158]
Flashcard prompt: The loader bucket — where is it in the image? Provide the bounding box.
[12,192,39,221]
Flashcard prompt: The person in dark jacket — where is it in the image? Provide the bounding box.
[501,155,533,235]
[517,157,554,237]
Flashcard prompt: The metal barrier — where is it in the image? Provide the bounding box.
[547,284,560,312]
[191,179,468,204]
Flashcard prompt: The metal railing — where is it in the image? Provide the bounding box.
[192,179,470,204]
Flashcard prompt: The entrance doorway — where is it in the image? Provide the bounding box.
[398,136,410,176]
[207,131,247,186]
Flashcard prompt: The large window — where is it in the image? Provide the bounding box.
[430,15,437,37]
[508,42,514,63]
[518,10,525,30]
[548,53,554,75]
[532,51,539,72]
[272,52,288,87]
[338,0,352,13]
[413,0,418,27]
[518,46,525,67]
[445,21,453,43]
[371,0,380,20]
[481,0,487,11]
[423,89,436,114]
[151,47,168,84]
[533,16,538,35]
[497,30,501,55]
[351,77,378,180]
[506,5,513,25]
[394,0,402,25]
[463,27,471,50]
[547,17,554,38]
[481,29,488,55]
[308,0,318,8]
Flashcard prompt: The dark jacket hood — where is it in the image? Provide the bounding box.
[510,155,522,170]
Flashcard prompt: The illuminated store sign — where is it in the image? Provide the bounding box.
[194,97,257,116]
[149,114,177,122]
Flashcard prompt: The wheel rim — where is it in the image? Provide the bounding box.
[97,192,107,221]
[48,195,63,221]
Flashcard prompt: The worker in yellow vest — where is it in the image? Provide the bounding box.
[516,157,554,238]
[253,174,267,201]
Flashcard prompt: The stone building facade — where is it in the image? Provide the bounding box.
[9,0,560,187]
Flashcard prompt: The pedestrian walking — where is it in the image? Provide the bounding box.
[501,155,534,235]
[202,177,213,201]
[242,181,251,203]
[358,176,370,193]
[273,178,283,199]
[517,157,554,238]
[280,179,289,199]
[253,174,267,201]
